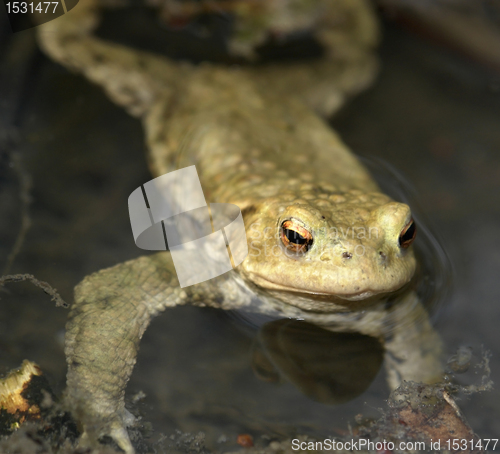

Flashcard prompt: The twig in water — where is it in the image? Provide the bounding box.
[0,274,69,308]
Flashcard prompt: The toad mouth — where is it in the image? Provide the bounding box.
[248,273,383,301]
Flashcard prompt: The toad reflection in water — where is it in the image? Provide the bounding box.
[252,319,384,404]
[36,0,443,452]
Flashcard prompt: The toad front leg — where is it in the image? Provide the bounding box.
[332,291,444,390]
[382,291,444,389]
[65,252,250,454]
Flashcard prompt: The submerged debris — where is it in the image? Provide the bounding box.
[0,361,80,453]
[370,381,480,453]
[0,360,50,434]
[447,346,473,374]
[355,348,494,453]
[0,352,493,453]
[157,429,211,454]
[377,0,500,71]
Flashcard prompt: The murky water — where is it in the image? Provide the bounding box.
[0,6,499,452]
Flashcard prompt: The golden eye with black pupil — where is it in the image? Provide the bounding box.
[399,219,416,248]
[280,220,313,253]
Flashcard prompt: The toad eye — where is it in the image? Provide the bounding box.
[399,219,416,248]
[280,220,313,253]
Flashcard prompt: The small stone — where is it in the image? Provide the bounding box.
[131,390,146,403]
[269,440,282,450]
[217,434,228,443]
[447,346,473,374]
[237,433,254,447]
